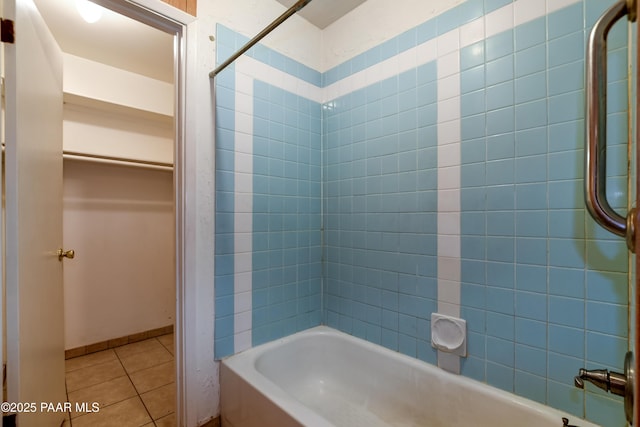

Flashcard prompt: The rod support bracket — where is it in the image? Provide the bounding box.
[209,0,313,77]
[628,0,637,21]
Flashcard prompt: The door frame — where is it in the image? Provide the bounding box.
[86,0,195,424]
[629,2,640,425]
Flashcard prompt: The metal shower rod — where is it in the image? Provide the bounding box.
[209,0,313,78]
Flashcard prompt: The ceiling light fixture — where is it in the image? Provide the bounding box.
[75,0,103,24]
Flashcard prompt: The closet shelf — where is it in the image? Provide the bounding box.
[64,92,173,124]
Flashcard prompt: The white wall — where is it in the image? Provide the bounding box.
[63,160,175,349]
[199,0,322,71]
[64,102,174,164]
[64,53,174,118]
[63,53,174,164]
[322,0,463,71]
[62,51,175,350]
[199,0,463,73]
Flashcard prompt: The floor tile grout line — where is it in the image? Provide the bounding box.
[64,334,175,425]
[68,375,133,408]
[66,348,130,424]
[119,336,176,422]
[66,335,172,389]
[135,336,176,424]
[113,337,158,424]
[64,378,73,427]
[65,354,124,395]
[64,350,119,375]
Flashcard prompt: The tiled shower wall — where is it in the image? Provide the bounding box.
[323,59,441,363]
[215,0,631,425]
[458,3,629,424]
[214,25,324,358]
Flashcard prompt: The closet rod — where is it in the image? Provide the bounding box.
[63,151,173,172]
[209,0,313,78]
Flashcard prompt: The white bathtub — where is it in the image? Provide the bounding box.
[221,326,599,427]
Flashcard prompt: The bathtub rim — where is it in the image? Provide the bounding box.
[221,325,600,427]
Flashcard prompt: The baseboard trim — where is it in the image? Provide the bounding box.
[200,416,221,427]
[65,324,174,359]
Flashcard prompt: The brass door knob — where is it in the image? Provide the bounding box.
[57,249,75,261]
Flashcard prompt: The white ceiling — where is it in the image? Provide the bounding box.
[276,0,368,29]
[33,0,174,82]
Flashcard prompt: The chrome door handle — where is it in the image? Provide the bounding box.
[57,248,75,261]
[585,0,636,252]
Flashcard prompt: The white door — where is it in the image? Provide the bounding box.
[3,0,66,425]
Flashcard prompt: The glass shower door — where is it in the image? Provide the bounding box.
[581,0,637,424]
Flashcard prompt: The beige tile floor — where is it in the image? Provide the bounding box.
[65,334,175,427]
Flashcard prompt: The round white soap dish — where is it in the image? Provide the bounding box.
[431,313,467,357]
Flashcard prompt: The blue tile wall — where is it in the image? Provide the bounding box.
[457,1,629,425]
[214,25,323,359]
[214,1,632,425]
[252,80,323,345]
[323,63,439,364]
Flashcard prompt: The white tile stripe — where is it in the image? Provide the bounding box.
[436,26,462,374]
[236,56,323,103]
[225,0,582,356]
[323,0,581,102]
[231,56,321,353]
[229,0,580,103]
[234,69,254,353]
